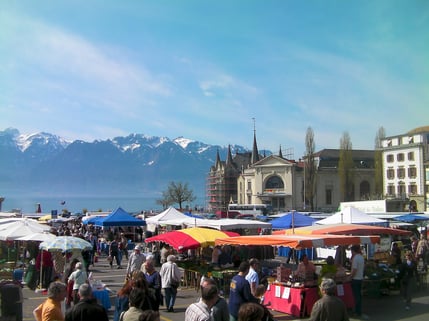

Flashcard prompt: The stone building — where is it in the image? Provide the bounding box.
[237,149,375,213]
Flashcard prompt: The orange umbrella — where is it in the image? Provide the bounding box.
[215,234,380,249]
[273,223,411,236]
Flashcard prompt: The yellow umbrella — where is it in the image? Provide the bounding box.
[145,227,239,251]
[38,214,52,222]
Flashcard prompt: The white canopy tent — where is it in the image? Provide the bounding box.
[315,206,387,226]
[193,218,272,231]
[146,207,191,226]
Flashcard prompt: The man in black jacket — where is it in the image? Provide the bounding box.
[65,284,108,321]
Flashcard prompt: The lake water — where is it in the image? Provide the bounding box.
[1,195,206,214]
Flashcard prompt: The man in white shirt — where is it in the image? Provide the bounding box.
[351,245,366,319]
[126,245,145,277]
[185,283,219,321]
[245,258,259,296]
[160,254,181,312]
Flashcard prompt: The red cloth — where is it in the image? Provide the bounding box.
[337,282,355,308]
[263,284,321,317]
[66,280,74,306]
[35,250,54,270]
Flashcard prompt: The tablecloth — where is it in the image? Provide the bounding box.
[263,284,319,317]
[93,289,111,310]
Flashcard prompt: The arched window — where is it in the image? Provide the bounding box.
[265,176,284,189]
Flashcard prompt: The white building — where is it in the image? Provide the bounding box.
[237,155,298,211]
[381,126,429,211]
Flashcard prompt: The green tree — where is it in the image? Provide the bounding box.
[374,126,385,198]
[338,131,354,201]
[157,181,196,210]
[304,126,317,211]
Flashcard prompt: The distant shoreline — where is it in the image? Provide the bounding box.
[0,195,206,214]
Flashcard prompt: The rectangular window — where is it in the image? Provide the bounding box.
[408,167,417,178]
[397,185,406,196]
[387,185,395,196]
[397,153,404,161]
[397,168,405,179]
[386,154,394,163]
[408,152,414,161]
[408,184,417,195]
[325,188,332,205]
[387,168,395,179]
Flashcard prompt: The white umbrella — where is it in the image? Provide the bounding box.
[39,236,92,290]
[0,218,50,241]
[40,236,92,252]
[16,231,57,242]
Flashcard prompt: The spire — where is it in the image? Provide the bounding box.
[215,148,221,166]
[226,144,233,166]
[279,145,283,158]
[251,118,259,164]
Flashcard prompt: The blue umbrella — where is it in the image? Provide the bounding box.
[394,213,429,223]
[271,211,317,229]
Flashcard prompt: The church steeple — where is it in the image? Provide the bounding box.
[251,118,259,164]
[215,148,221,166]
[279,145,283,158]
[226,144,233,166]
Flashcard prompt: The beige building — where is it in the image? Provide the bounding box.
[237,155,297,211]
[237,149,376,213]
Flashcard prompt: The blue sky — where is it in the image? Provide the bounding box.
[1,1,428,158]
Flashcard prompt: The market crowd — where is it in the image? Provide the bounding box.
[27,217,429,321]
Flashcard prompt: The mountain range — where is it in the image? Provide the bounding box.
[0,128,260,199]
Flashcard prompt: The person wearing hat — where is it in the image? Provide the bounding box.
[159,254,181,312]
[126,245,146,278]
[308,278,349,321]
[68,262,88,305]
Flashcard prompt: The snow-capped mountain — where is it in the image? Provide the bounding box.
[0,128,252,198]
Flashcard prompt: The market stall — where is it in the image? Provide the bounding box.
[215,233,380,317]
[145,227,240,289]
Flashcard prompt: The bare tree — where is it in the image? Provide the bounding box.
[304,126,317,211]
[338,132,354,201]
[157,181,196,210]
[374,126,386,198]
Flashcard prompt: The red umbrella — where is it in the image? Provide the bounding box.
[145,227,239,252]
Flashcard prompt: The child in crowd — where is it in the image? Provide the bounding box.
[254,284,267,304]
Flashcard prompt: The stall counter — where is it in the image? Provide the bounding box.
[263,283,319,317]
[263,282,355,317]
